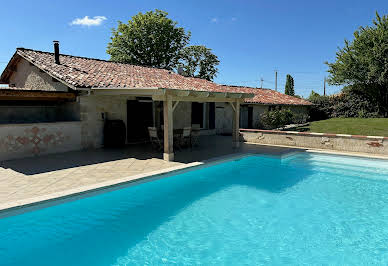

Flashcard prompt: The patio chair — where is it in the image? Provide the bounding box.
[191,124,201,147]
[181,126,192,150]
[148,127,163,151]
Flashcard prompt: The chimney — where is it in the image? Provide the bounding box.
[53,41,60,64]
[177,66,185,75]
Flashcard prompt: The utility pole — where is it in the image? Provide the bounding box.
[324,77,326,96]
[260,78,264,89]
[275,70,278,91]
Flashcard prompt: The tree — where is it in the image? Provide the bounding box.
[107,10,190,69]
[307,90,331,120]
[284,74,295,96]
[175,45,220,81]
[326,12,388,116]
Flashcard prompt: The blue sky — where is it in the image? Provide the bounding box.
[1,0,387,97]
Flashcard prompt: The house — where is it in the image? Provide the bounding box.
[0,42,310,161]
[223,85,312,130]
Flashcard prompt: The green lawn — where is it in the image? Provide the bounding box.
[295,118,388,137]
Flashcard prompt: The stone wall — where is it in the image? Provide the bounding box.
[9,58,69,91]
[173,102,192,129]
[251,105,268,128]
[240,129,388,155]
[79,95,133,149]
[0,121,81,161]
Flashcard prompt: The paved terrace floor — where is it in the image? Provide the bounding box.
[0,136,300,205]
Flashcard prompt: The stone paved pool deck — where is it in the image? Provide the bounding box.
[1,136,387,214]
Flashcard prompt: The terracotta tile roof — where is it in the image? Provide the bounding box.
[11,48,234,93]
[2,48,312,105]
[222,85,313,106]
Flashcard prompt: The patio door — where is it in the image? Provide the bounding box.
[240,106,253,129]
[191,102,204,128]
[240,106,249,128]
[127,100,153,143]
[191,102,215,129]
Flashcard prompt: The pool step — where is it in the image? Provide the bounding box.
[283,154,388,180]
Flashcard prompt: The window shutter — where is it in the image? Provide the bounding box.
[209,102,215,129]
[248,107,253,128]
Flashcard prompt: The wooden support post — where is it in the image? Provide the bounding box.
[163,96,174,161]
[232,100,240,148]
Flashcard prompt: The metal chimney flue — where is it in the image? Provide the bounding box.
[53,41,60,64]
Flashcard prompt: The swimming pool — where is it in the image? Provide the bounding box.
[1,152,388,265]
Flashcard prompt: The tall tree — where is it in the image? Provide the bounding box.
[107,10,190,69]
[284,74,295,96]
[326,12,388,115]
[175,45,220,81]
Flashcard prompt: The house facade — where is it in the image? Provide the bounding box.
[0,44,311,161]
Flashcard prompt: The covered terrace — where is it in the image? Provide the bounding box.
[90,87,253,161]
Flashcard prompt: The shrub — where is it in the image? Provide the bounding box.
[308,88,380,121]
[308,91,332,120]
[260,108,294,129]
[293,113,310,124]
[330,89,380,118]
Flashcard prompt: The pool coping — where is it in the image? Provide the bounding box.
[245,142,388,160]
[0,153,252,218]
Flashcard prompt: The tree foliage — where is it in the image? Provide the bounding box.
[107,10,190,69]
[175,45,220,81]
[326,12,388,115]
[284,74,295,96]
[308,89,380,121]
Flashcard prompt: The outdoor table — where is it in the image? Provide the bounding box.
[159,128,185,149]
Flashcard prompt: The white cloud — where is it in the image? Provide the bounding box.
[211,18,218,23]
[70,16,107,26]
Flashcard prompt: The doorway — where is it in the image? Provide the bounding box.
[191,102,204,128]
[127,100,153,142]
[240,106,253,129]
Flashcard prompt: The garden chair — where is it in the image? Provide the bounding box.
[181,126,192,149]
[148,127,163,151]
[191,124,201,147]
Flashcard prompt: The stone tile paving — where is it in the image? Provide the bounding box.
[0,147,181,205]
[0,136,298,206]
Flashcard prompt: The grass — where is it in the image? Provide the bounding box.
[294,118,388,137]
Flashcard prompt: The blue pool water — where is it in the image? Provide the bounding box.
[1,153,388,265]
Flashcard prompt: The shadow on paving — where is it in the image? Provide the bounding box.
[0,143,162,175]
[0,135,304,175]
